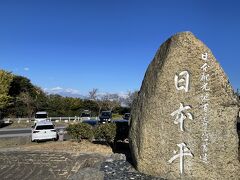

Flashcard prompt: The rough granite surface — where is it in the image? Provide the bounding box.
[129,31,240,179]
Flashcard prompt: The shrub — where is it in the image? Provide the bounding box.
[114,121,129,141]
[112,113,122,119]
[66,123,93,142]
[94,123,116,145]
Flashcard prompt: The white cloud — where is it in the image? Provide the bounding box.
[44,87,133,101]
[96,91,128,100]
[65,88,80,94]
[23,67,29,71]
[116,91,128,99]
[44,86,82,98]
[51,86,63,91]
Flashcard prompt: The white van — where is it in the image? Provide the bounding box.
[31,120,57,142]
[35,111,48,122]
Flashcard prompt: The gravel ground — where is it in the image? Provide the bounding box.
[101,160,164,180]
[0,138,166,180]
[69,153,165,180]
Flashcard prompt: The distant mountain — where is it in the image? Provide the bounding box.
[44,87,86,98]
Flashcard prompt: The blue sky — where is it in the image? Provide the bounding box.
[0,0,240,96]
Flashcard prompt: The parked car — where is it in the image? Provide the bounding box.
[0,119,4,127]
[31,120,58,142]
[122,113,130,120]
[35,111,48,122]
[0,112,3,127]
[99,111,112,123]
[80,110,91,121]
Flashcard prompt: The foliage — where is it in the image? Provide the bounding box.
[17,92,35,118]
[115,121,129,141]
[0,69,135,118]
[8,75,35,97]
[82,100,99,116]
[112,113,122,119]
[6,75,47,118]
[0,70,13,110]
[66,123,94,142]
[45,95,99,117]
[236,89,240,100]
[115,106,130,115]
[94,123,116,145]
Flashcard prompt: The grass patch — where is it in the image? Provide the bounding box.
[20,140,113,155]
[112,113,122,120]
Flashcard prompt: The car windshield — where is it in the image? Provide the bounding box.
[101,112,111,116]
[81,113,90,117]
[125,114,130,118]
[36,125,54,130]
[35,114,47,118]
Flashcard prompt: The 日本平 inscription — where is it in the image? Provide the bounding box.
[168,143,193,174]
[200,53,210,163]
[130,32,240,179]
[168,70,194,174]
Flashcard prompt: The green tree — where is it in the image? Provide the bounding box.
[34,86,48,111]
[0,70,13,114]
[6,75,47,117]
[236,89,240,100]
[82,99,98,116]
[17,92,35,118]
[46,94,65,116]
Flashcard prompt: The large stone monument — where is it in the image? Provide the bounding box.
[129,32,240,179]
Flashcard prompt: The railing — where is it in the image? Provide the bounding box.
[2,117,99,123]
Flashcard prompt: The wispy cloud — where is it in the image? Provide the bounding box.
[97,91,128,99]
[65,88,81,94]
[23,67,29,71]
[44,87,132,101]
[44,86,82,97]
[50,86,63,91]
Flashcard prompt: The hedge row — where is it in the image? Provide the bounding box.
[66,123,122,145]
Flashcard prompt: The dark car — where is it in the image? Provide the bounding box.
[122,113,130,120]
[0,112,4,127]
[80,110,91,121]
[0,119,4,127]
[99,111,112,123]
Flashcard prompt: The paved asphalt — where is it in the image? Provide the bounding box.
[0,127,65,138]
[0,119,128,138]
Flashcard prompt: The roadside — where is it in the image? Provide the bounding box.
[0,114,123,129]
[0,121,67,129]
[19,140,113,155]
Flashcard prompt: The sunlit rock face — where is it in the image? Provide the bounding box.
[129,32,240,179]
